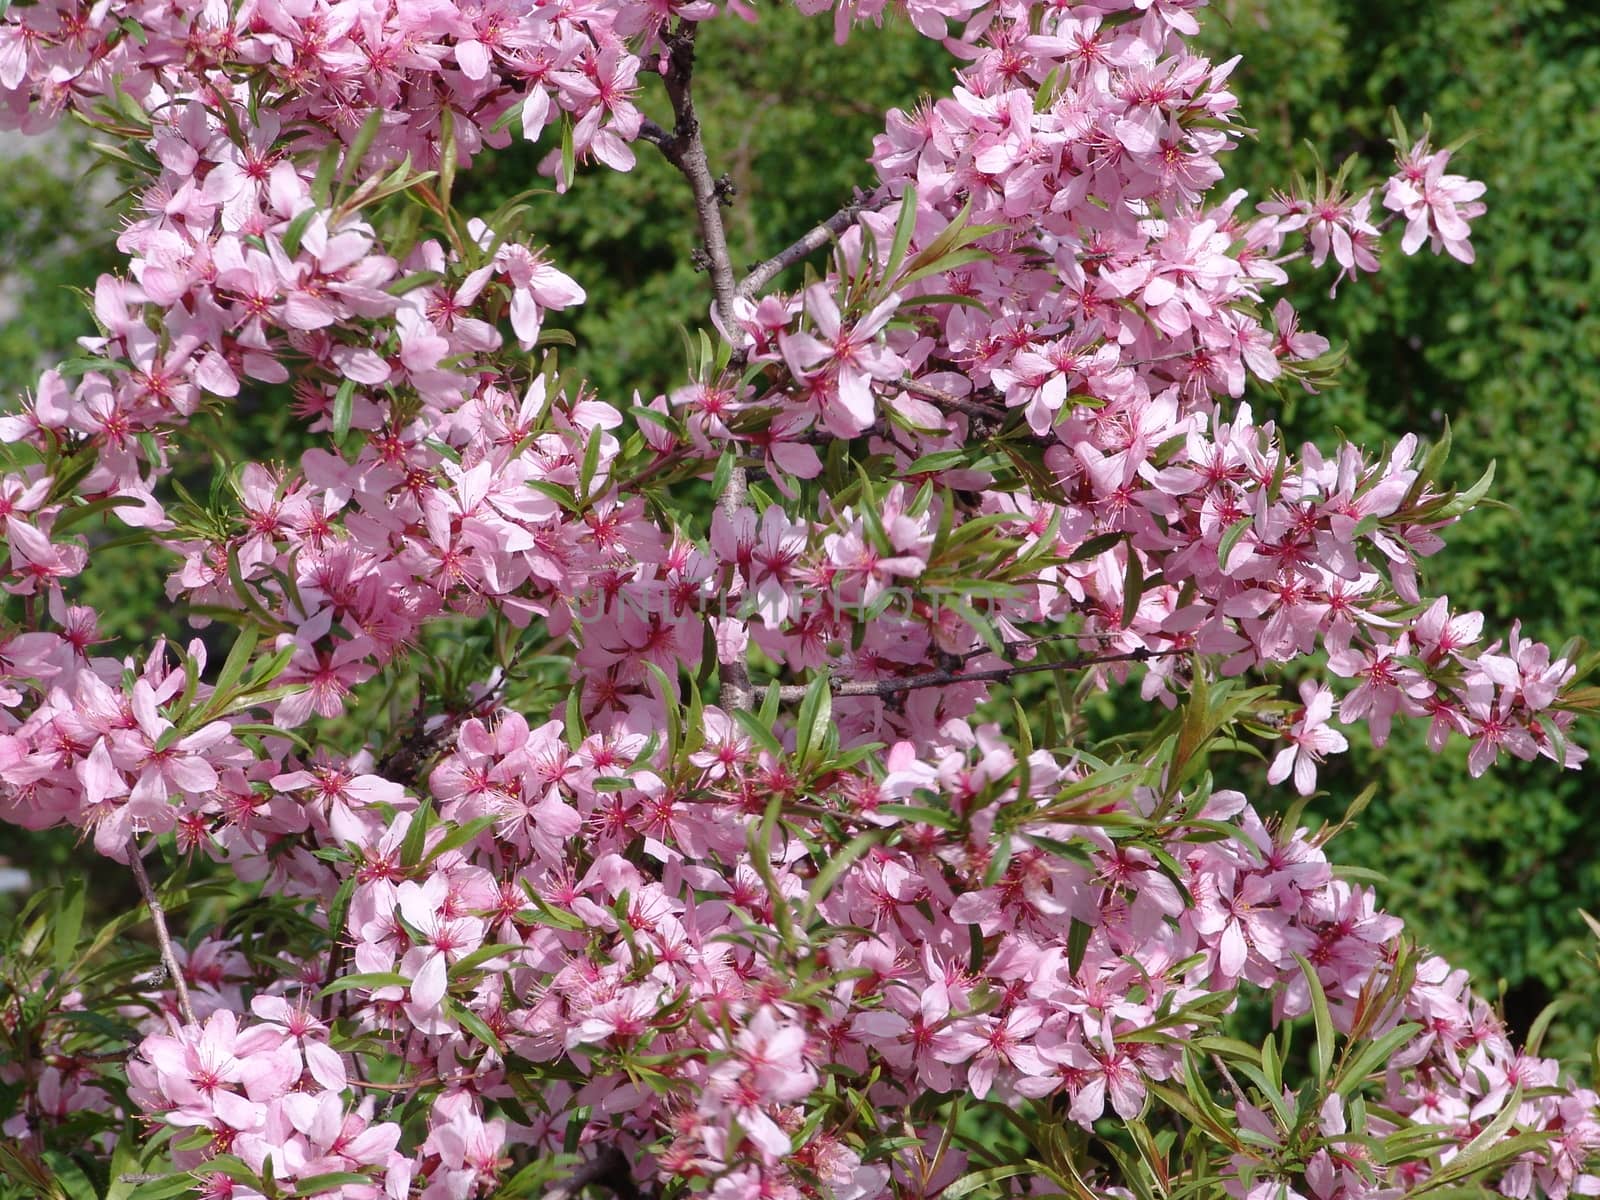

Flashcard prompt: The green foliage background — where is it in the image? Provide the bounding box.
[2,0,1597,1059]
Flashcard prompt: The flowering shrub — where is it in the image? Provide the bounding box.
[0,0,1597,1197]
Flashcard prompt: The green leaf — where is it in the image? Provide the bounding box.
[732,707,785,757]
[1069,531,1124,562]
[802,829,886,924]
[1121,547,1144,628]
[331,377,357,445]
[882,182,918,282]
[561,117,576,189]
[579,426,603,502]
[448,997,507,1053]
[1525,996,1573,1058]
[103,1133,145,1200]
[1334,1023,1420,1097]
[905,449,974,475]
[874,803,958,830]
[1437,459,1497,519]
[210,626,261,705]
[1293,953,1336,1086]
[793,674,832,769]
[1217,516,1254,573]
[341,108,386,190]
[710,448,735,503]
[386,271,445,296]
[941,1163,1040,1200]
[1410,1085,1534,1194]
[51,879,85,975]
[438,106,458,207]
[128,1177,202,1200]
[1066,916,1092,976]
[281,206,318,259]
[49,495,144,534]
[400,797,432,868]
[316,971,409,998]
[295,1173,377,1197]
[311,140,342,207]
[449,942,530,977]
[1023,833,1094,867]
[423,815,499,865]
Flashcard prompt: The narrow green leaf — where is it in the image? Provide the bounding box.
[802,829,886,924]
[1217,516,1254,573]
[53,879,85,975]
[1066,916,1092,976]
[1334,1023,1421,1097]
[400,798,431,868]
[883,182,918,282]
[1411,1085,1532,1194]
[281,207,318,259]
[423,815,499,865]
[311,140,341,207]
[941,1163,1039,1200]
[295,1173,377,1197]
[341,108,386,190]
[316,971,409,998]
[1293,953,1336,1086]
[1121,546,1144,629]
[331,377,357,445]
[1069,531,1124,562]
[49,495,143,534]
[211,626,261,704]
[733,707,785,757]
[794,674,832,769]
[874,803,958,830]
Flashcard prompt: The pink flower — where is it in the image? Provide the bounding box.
[395,874,486,1020]
[1384,140,1487,263]
[780,285,906,437]
[1268,681,1349,795]
[706,1007,818,1159]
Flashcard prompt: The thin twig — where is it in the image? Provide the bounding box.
[1210,1052,1250,1108]
[747,646,1182,705]
[736,189,885,299]
[127,836,197,1027]
[898,376,1010,423]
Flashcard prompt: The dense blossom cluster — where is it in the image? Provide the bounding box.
[0,0,1594,1196]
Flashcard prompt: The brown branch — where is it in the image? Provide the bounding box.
[647,24,737,325]
[898,376,1010,424]
[748,646,1182,705]
[127,837,197,1027]
[736,188,885,299]
[831,646,1173,697]
[716,475,755,712]
[549,1145,643,1200]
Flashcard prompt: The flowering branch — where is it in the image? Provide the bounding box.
[0,0,1589,1195]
